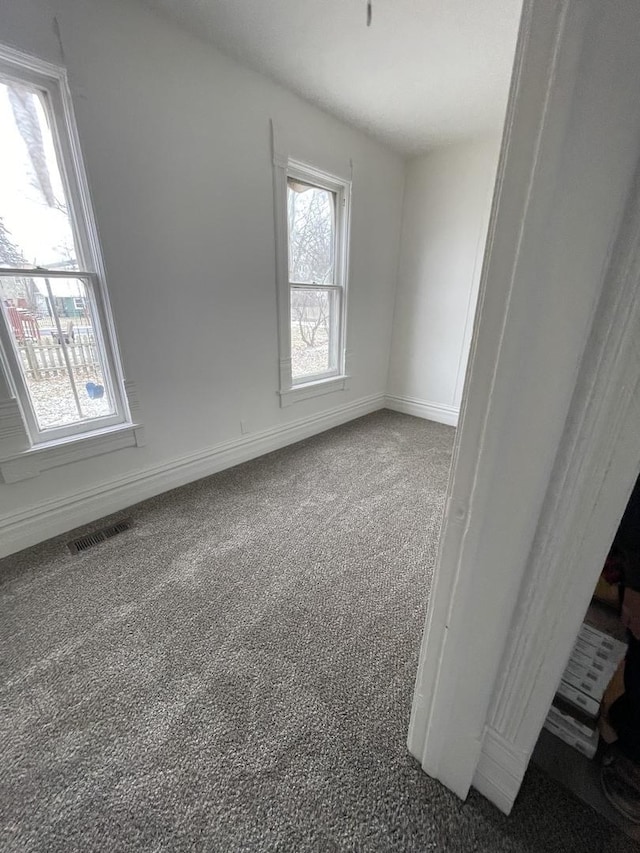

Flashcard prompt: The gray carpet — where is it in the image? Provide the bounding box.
[0,411,635,852]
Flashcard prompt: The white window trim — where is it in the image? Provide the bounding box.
[0,415,145,484]
[0,44,140,477]
[273,153,352,407]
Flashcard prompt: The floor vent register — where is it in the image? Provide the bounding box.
[68,520,132,554]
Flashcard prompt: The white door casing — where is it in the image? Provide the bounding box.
[475,161,640,812]
[409,0,640,812]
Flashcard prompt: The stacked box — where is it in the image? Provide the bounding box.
[545,705,599,758]
[544,623,627,758]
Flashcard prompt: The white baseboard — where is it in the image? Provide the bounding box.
[385,394,459,427]
[472,728,529,815]
[0,393,385,558]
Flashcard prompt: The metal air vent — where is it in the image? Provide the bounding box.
[68,520,132,554]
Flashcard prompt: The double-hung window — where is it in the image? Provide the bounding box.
[0,46,129,454]
[275,158,351,405]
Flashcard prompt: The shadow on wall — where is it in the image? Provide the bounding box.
[386,135,501,425]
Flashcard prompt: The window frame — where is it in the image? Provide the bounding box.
[0,44,130,445]
[274,156,351,406]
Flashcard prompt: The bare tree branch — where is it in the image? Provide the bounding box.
[7,84,58,208]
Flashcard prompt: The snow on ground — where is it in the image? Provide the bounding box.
[27,373,112,430]
[291,324,330,380]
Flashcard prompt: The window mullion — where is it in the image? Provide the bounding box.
[42,277,84,421]
[289,283,341,290]
[0,268,95,279]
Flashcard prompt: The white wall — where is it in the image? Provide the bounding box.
[387,137,501,424]
[0,0,404,555]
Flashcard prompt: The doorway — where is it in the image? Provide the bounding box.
[409,0,640,818]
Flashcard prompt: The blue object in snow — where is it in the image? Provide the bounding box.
[85,382,105,399]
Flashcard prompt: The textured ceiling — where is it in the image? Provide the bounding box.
[142,0,522,155]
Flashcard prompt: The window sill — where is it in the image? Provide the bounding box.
[0,421,146,484]
[278,375,350,408]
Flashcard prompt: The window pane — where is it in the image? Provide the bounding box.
[0,79,79,270]
[290,288,337,381]
[0,276,114,431]
[287,180,335,284]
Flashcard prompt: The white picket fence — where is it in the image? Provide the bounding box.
[18,337,101,380]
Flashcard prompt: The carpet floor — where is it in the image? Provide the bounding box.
[0,411,635,852]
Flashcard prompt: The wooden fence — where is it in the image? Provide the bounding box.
[18,337,101,380]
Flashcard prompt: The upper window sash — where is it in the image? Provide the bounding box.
[286,164,347,265]
[0,49,99,278]
[287,177,337,287]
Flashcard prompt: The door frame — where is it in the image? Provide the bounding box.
[408,0,640,812]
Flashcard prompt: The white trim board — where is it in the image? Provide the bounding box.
[473,86,640,816]
[473,728,530,815]
[0,393,385,558]
[408,0,640,815]
[385,395,459,427]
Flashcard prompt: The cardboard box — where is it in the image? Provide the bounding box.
[544,713,599,759]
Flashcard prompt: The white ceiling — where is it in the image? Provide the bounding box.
[143,0,522,156]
